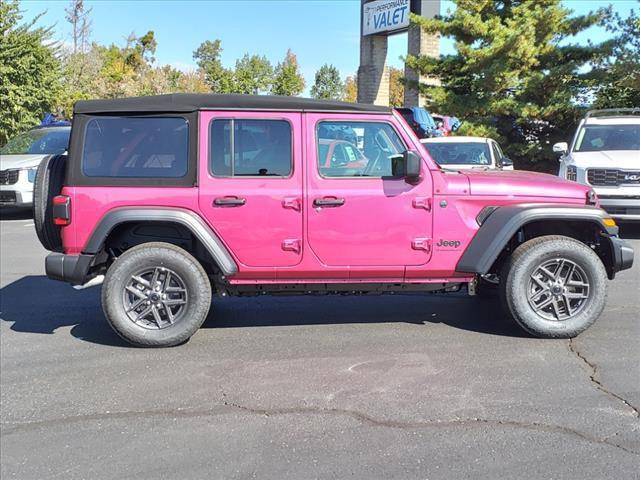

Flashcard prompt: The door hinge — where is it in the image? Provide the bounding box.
[411,237,431,252]
[281,239,301,254]
[412,197,432,211]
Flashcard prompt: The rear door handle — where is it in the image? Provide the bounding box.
[313,197,345,207]
[213,197,246,207]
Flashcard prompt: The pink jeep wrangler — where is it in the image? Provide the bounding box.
[33,94,634,346]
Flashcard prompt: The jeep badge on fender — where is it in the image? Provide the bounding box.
[436,239,461,248]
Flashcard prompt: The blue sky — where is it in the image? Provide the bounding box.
[20,0,638,94]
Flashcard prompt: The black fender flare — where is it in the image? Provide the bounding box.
[456,204,619,275]
[84,207,238,276]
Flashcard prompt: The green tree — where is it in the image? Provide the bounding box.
[592,8,640,108]
[271,49,305,96]
[406,0,611,168]
[310,64,344,100]
[193,40,234,93]
[234,54,273,94]
[0,1,61,146]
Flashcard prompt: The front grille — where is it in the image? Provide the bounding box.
[603,206,640,216]
[587,169,640,186]
[0,169,19,185]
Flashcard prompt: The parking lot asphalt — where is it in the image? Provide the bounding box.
[1,208,639,479]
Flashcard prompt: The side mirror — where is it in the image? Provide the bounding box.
[392,151,421,183]
[501,157,513,167]
[553,142,568,156]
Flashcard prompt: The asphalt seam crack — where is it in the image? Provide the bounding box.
[568,338,640,418]
[219,393,640,456]
[3,396,638,456]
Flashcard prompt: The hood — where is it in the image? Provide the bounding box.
[463,169,590,199]
[0,154,46,170]
[568,151,640,169]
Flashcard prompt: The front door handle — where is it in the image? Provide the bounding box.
[313,197,345,207]
[213,197,246,207]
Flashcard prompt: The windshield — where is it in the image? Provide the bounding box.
[423,142,491,166]
[574,124,640,152]
[0,128,70,155]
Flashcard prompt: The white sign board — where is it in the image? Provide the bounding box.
[362,0,410,36]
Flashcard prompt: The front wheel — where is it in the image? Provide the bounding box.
[102,242,212,347]
[500,235,608,338]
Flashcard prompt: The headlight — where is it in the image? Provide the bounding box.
[566,165,577,181]
[25,167,38,183]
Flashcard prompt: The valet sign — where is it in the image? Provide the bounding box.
[363,0,410,36]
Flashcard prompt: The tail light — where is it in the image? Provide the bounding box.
[52,195,71,226]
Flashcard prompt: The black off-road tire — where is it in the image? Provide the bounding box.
[102,242,212,347]
[33,154,66,252]
[499,235,608,338]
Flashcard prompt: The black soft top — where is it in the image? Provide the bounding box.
[74,93,392,115]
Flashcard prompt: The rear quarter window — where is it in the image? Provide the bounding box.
[82,117,189,178]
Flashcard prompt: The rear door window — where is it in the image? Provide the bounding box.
[209,119,292,177]
[82,117,188,178]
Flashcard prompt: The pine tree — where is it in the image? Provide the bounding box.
[406,0,611,168]
[193,40,235,93]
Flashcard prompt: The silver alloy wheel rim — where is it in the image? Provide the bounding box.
[527,258,590,321]
[123,266,188,329]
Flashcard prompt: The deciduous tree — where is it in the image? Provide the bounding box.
[310,64,344,100]
[271,49,305,96]
[343,74,358,103]
[0,1,61,145]
[388,67,405,107]
[234,54,273,94]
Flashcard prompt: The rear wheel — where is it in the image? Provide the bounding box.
[500,235,607,338]
[102,242,212,347]
[33,154,66,251]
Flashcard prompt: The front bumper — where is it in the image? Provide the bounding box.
[45,253,96,285]
[0,185,33,207]
[607,236,634,278]
[598,196,640,221]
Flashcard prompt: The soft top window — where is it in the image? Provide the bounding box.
[82,117,188,178]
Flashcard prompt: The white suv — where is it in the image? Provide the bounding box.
[555,109,640,221]
[0,125,70,208]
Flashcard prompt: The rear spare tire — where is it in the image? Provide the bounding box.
[33,154,66,251]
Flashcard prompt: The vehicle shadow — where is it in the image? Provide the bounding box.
[0,275,528,347]
[0,207,32,221]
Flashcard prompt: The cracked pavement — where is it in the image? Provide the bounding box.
[1,213,639,479]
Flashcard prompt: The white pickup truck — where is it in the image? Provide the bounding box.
[555,109,640,221]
